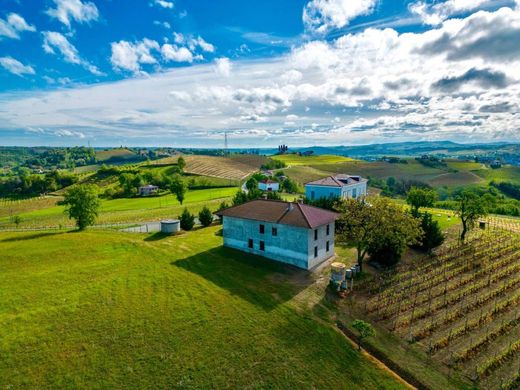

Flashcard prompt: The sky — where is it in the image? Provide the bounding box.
[0,0,519,147]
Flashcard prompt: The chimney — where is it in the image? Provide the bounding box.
[288,202,294,211]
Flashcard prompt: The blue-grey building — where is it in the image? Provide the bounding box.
[305,175,367,201]
[216,199,339,270]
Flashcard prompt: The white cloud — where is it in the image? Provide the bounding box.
[0,13,36,39]
[409,0,498,25]
[46,0,99,27]
[153,20,171,29]
[214,57,232,77]
[0,56,35,76]
[110,39,160,73]
[303,0,378,33]
[161,44,194,62]
[2,6,520,146]
[43,31,102,75]
[54,129,85,138]
[152,0,174,9]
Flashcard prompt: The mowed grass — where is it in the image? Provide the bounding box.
[0,227,404,388]
[0,187,239,228]
[272,154,356,166]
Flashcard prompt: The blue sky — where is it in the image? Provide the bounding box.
[0,0,519,147]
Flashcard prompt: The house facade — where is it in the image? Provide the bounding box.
[138,185,159,196]
[258,179,279,192]
[216,200,338,270]
[305,175,367,201]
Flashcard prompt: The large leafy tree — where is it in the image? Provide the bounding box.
[406,187,436,217]
[456,190,487,242]
[336,197,422,270]
[60,184,100,230]
[170,174,187,205]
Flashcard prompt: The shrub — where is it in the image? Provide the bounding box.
[413,212,444,252]
[179,208,195,231]
[198,206,214,227]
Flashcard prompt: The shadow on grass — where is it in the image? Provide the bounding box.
[0,231,65,242]
[173,246,313,311]
[144,232,171,241]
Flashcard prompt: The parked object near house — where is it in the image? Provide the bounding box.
[216,199,339,270]
[161,219,180,234]
[138,184,159,196]
[305,175,367,201]
[258,179,280,192]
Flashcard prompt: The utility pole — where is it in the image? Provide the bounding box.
[224,131,229,156]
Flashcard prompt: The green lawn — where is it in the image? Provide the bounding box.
[0,187,239,228]
[272,154,356,166]
[0,227,404,388]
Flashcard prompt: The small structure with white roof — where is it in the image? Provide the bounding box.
[258,179,279,192]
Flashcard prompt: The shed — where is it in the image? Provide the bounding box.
[161,219,180,234]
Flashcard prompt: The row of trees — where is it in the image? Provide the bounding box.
[0,169,78,197]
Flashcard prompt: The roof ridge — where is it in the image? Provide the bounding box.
[296,202,312,229]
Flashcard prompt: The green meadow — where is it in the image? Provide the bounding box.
[0,227,404,389]
[272,154,357,166]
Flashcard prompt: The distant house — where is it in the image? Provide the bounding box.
[258,179,279,192]
[138,184,158,196]
[216,199,339,270]
[305,175,367,201]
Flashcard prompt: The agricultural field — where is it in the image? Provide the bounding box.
[0,227,404,389]
[271,154,356,166]
[183,155,258,180]
[341,226,520,389]
[0,187,238,229]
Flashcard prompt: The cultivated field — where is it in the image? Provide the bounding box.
[0,227,404,388]
[351,227,520,389]
[95,148,137,162]
[272,154,356,166]
[183,155,258,180]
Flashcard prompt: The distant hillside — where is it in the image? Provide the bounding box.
[95,148,144,163]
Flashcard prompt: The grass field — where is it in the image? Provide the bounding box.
[0,227,404,388]
[0,187,239,228]
[272,154,356,166]
[95,148,137,162]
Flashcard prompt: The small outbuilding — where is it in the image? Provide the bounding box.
[161,219,180,234]
[138,184,159,196]
[258,179,279,192]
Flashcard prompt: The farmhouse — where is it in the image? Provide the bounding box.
[305,175,367,201]
[258,179,279,192]
[138,184,158,196]
[216,199,338,270]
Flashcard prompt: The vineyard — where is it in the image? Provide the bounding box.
[183,155,257,180]
[361,227,520,389]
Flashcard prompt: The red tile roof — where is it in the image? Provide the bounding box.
[216,199,338,229]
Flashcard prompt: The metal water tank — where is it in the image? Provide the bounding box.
[161,219,180,234]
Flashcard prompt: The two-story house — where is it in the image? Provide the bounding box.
[216,199,339,270]
[305,175,367,201]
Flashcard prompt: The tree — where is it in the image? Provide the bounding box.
[179,208,195,231]
[177,156,186,172]
[216,201,229,222]
[336,197,422,271]
[198,206,214,227]
[60,184,100,230]
[245,177,258,192]
[413,212,444,252]
[232,190,250,206]
[282,177,299,193]
[456,190,487,243]
[170,175,187,204]
[407,187,436,217]
[11,215,22,228]
[351,319,376,351]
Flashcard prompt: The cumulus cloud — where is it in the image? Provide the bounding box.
[410,0,498,26]
[0,13,36,39]
[46,0,99,27]
[303,0,378,33]
[152,0,174,9]
[214,57,232,77]
[0,56,35,76]
[110,39,160,73]
[43,31,102,75]
[161,44,194,62]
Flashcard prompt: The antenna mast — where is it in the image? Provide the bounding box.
[224,131,229,156]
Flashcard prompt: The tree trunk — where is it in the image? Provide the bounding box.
[461,219,467,243]
[357,247,363,273]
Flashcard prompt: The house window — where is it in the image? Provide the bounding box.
[272,227,278,236]
[248,239,253,249]
[326,241,330,252]
[314,246,318,258]
[259,224,265,234]
[260,241,265,251]
[314,229,318,241]
[326,224,330,236]
[311,190,315,200]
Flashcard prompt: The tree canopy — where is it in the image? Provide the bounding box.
[351,319,376,350]
[169,175,187,204]
[406,187,436,217]
[60,184,100,230]
[456,190,487,242]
